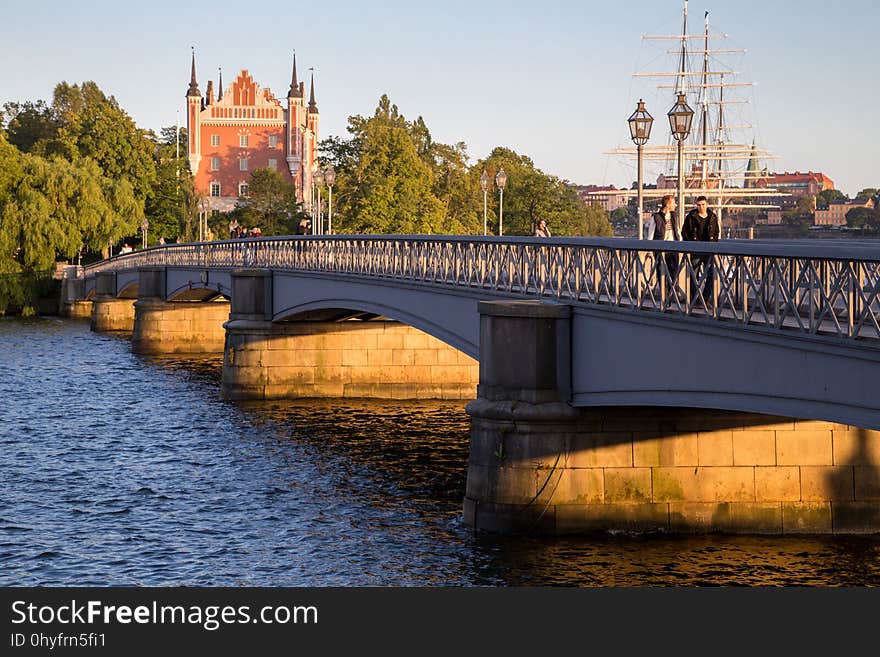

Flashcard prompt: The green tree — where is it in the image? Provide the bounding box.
[39,82,157,204]
[143,126,197,243]
[474,147,611,237]
[1,100,57,153]
[329,95,446,234]
[855,188,879,202]
[232,167,295,235]
[846,206,880,230]
[781,195,815,236]
[610,206,631,225]
[319,95,610,237]
[816,188,847,209]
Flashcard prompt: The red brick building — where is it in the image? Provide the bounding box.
[186,53,319,213]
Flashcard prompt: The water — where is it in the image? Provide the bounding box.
[1,317,879,586]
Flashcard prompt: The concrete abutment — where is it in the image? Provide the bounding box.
[131,267,229,354]
[90,273,134,332]
[464,300,880,535]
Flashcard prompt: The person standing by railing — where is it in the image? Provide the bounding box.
[645,194,680,282]
[534,220,551,237]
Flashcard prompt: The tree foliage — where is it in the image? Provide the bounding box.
[37,82,157,204]
[471,147,612,237]
[846,206,880,230]
[232,167,296,235]
[816,188,847,209]
[143,126,198,243]
[319,95,611,237]
[1,100,57,153]
[0,80,183,280]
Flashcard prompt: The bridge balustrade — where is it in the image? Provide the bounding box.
[79,236,880,340]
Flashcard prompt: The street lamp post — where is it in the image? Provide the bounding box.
[324,166,335,235]
[495,167,508,236]
[314,170,324,235]
[628,99,654,239]
[668,92,695,230]
[141,219,149,248]
[479,170,490,236]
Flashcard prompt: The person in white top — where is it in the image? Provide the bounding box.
[645,194,680,278]
[534,220,551,237]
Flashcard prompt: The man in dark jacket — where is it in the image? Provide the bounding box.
[682,196,721,305]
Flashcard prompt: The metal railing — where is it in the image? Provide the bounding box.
[81,235,880,340]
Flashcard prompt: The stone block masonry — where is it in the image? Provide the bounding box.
[132,299,230,354]
[465,406,880,535]
[222,320,478,401]
[90,297,135,332]
[464,298,880,535]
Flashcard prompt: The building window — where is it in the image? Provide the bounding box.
[239,158,248,171]
[210,183,221,197]
[210,135,220,147]
[239,183,249,197]
[239,135,249,148]
[268,158,277,169]
[268,135,278,148]
[211,157,220,171]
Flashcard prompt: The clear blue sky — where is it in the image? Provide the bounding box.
[2,0,878,196]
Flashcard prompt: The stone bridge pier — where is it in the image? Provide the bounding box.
[90,271,135,332]
[59,266,92,319]
[131,267,230,354]
[465,301,880,535]
[221,269,478,401]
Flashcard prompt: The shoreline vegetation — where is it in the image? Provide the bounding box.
[1,85,614,315]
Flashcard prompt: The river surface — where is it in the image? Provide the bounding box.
[1,317,879,586]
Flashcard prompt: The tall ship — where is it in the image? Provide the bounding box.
[602,0,785,231]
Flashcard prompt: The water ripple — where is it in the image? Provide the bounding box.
[1,317,879,586]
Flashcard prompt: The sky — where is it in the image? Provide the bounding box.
[2,0,878,197]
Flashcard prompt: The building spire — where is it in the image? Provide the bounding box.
[288,52,302,98]
[308,69,318,113]
[187,47,201,97]
[217,66,223,101]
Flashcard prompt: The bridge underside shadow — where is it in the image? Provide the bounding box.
[570,306,880,431]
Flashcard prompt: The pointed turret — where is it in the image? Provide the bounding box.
[745,140,761,188]
[308,71,318,113]
[217,66,223,101]
[288,53,302,98]
[187,48,201,97]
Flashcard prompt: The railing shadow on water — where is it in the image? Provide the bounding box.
[77,235,880,342]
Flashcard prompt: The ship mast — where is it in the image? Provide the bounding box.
[699,10,710,187]
[601,0,787,218]
[677,0,688,95]
[717,73,725,226]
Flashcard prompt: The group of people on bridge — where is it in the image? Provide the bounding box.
[228,220,262,240]
[645,194,722,300]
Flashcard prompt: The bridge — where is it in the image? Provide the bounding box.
[62,235,880,535]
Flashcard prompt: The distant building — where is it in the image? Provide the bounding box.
[754,210,782,225]
[814,198,876,227]
[656,165,723,191]
[753,171,834,198]
[572,185,629,212]
[186,52,320,213]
